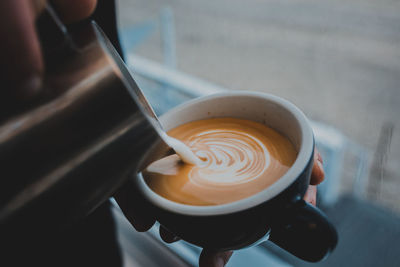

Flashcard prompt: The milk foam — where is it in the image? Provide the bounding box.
[188,129,270,184]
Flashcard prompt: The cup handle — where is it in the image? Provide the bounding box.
[269,200,338,262]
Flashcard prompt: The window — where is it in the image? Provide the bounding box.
[115,0,400,266]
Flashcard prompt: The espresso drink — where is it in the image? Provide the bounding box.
[143,118,297,206]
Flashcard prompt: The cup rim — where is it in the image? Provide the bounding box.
[136,91,314,216]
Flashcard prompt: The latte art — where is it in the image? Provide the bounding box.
[143,118,297,206]
[189,130,270,185]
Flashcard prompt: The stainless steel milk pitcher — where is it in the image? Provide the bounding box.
[0,6,167,235]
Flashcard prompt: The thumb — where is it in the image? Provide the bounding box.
[0,0,43,99]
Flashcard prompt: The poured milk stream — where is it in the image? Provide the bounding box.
[160,132,201,166]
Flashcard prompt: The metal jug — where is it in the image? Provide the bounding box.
[0,6,168,235]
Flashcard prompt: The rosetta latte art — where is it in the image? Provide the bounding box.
[143,118,297,206]
[189,130,270,185]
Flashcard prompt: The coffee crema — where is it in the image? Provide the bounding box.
[143,118,297,206]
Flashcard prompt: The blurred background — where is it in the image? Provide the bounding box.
[112,0,400,266]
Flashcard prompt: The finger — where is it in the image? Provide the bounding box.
[159,225,180,243]
[310,150,325,185]
[113,180,156,232]
[303,185,317,206]
[51,0,97,23]
[0,0,43,98]
[199,250,233,267]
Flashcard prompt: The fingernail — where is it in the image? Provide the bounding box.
[317,152,323,164]
[316,159,322,168]
[317,160,324,172]
[17,74,42,98]
[317,160,325,182]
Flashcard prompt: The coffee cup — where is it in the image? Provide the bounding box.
[135,91,338,262]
